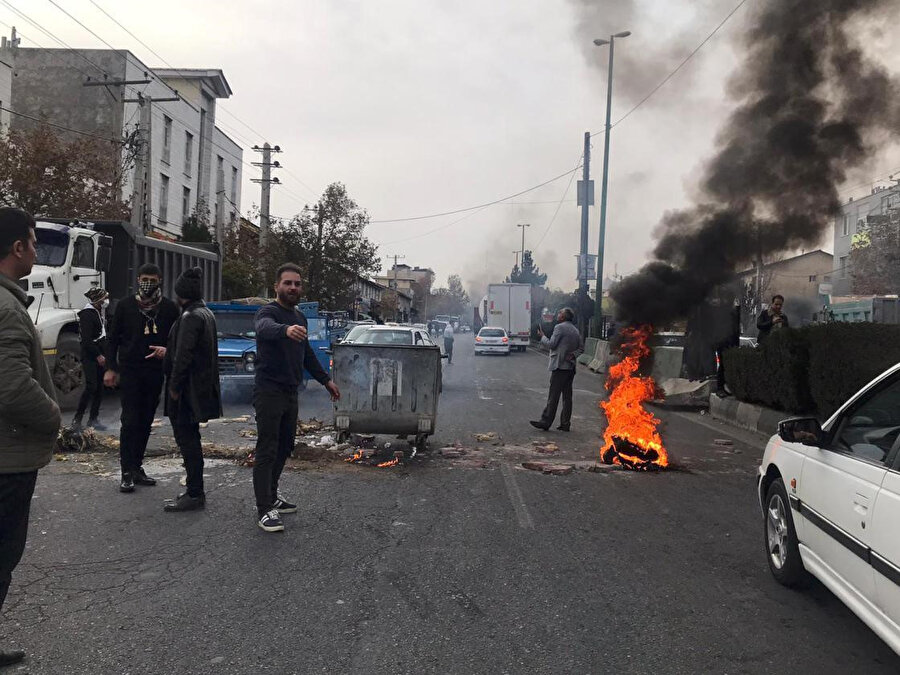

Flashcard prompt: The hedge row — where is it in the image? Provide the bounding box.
[722,323,900,418]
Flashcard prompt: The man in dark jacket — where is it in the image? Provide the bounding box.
[757,294,789,343]
[104,263,179,493]
[163,268,222,512]
[72,287,110,430]
[253,263,341,533]
[0,208,61,668]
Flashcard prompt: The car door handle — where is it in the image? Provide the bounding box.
[853,493,869,516]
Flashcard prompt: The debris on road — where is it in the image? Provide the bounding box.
[533,441,559,454]
[521,461,575,475]
[439,447,467,459]
[473,432,497,442]
[220,415,252,424]
[298,418,325,433]
[713,439,733,447]
[239,428,257,438]
[55,427,120,454]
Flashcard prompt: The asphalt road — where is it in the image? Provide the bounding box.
[5,334,899,673]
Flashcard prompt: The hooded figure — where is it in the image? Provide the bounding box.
[72,287,110,430]
[163,267,222,512]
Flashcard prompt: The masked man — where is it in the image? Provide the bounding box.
[105,264,179,493]
[72,287,110,430]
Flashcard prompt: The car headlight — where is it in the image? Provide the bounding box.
[244,352,256,372]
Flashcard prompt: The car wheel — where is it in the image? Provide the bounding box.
[52,333,84,410]
[764,478,806,587]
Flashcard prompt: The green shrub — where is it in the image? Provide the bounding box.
[724,323,900,418]
[723,328,813,413]
[807,323,900,418]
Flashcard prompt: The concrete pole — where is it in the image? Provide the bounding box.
[579,131,591,336]
[594,37,617,337]
[259,142,272,254]
[517,223,530,265]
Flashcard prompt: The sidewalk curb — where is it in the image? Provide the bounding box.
[709,394,786,438]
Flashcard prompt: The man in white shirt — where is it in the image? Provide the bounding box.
[442,322,455,364]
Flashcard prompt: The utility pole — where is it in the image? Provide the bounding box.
[517,223,530,263]
[121,91,177,233]
[577,131,594,336]
[512,251,520,268]
[251,143,281,295]
[593,31,630,337]
[387,254,406,321]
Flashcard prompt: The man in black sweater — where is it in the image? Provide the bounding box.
[104,263,179,493]
[253,263,341,533]
[72,287,110,430]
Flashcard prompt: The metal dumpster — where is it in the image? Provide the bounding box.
[332,342,443,450]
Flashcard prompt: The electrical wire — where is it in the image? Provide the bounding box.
[591,0,748,137]
[369,165,582,224]
[0,104,124,142]
[534,153,583,248]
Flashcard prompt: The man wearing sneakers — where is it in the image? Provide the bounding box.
[253,263,341,532]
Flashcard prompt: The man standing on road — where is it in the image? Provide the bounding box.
[443,321,455,364]
[253,263,341,533]
[530,308,583,432]
[72,287,110,431]
[756,294,789,344]
[104,263,179,493]
[163,268,222,512]
[0,208,61,668]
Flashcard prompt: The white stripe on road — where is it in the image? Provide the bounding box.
[501,463,534,530]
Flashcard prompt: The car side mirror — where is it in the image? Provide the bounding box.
[778,417,825,446]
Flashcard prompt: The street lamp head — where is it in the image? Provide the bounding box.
[593,38,609,46]
[613,30,632,38]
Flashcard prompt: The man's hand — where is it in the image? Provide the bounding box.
[537,326,544,338]
[97,355,106,367]
[103,370,119,388]
[146,345,166,360]
[325,381,341,401]
[169,388,180,401]
[286,325,308,342]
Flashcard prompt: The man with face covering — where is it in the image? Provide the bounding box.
[72,287,110,431]
[104,263,179,493]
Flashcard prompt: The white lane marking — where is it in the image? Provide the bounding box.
[501,463,534,530]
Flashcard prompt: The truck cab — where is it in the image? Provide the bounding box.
[209,300,332,399]
[25,222,113,405]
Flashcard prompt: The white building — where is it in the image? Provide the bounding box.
[6,42,242,240]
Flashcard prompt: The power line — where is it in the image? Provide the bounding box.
[535,153,583,248]
[369,165,582,224]
[591,0,748,137]
[0,104,124,142]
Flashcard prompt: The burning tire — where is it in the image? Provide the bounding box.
[764,478,806,587]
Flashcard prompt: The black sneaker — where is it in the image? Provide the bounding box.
[164,492,206,512]
[272,495,297,514]
[530,420,550,431]
[258,509,285,532]
[120,473,135,493]
[133,467,157,486]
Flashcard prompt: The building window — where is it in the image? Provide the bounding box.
[808,275,817,282]
[184,132,193,176]
[182,186,191,223]
[158,174,170,224]
[857,218,865,232]
[842,214,850,236]
[230,166,238,205]
[162,116,172,165]
[840,255,848,278]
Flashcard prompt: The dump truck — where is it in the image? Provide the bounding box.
[26,218,220,407]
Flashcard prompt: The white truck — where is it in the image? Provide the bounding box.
[485,283,532,351]
[26,219,220,407]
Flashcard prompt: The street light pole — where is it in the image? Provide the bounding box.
[592,31,630,337]
[517,223,530,265]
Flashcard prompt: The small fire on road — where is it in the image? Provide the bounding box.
[600,325,669,471]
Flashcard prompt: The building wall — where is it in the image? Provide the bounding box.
[210,127,243,232]
[740,250,833,325]
[832,185,900,295]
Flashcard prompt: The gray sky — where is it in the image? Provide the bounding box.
[12,0,900,299]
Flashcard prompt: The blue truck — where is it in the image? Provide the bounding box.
[208,300,332,398]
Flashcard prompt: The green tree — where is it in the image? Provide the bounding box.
[268,183,381,309]
[506,250,548,287]
[221,222,261,299]
[181,198,213,242]
[851,209,900,295]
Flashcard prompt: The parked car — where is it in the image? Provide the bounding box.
[757,363,900,655]
[355,325,438,347]
[474,327,510,356]
[341,323,375,344]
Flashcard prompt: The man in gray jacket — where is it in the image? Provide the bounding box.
[531,308,583,432]
[0,208,61,668]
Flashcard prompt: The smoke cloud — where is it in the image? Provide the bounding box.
[611,0,900,326]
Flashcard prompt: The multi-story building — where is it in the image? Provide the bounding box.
[3,41,242,240]
[0,30,13,132]
[832,183,900,296]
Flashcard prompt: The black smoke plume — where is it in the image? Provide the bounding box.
[612,0,900,326]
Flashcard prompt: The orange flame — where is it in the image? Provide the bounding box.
[376,457,400,468]
[600,325,669,469]
[344,450,364,463]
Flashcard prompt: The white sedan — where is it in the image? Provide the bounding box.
[758,363,900,655]
[474,327,510,355]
